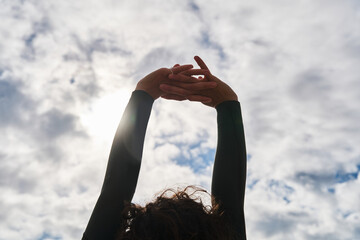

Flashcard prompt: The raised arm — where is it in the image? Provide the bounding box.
[82,90,154,240]
[213,100,247,238]
[160,56,247,239]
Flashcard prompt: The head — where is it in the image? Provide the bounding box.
[116,185,237,240]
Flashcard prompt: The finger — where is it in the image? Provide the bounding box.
[169,74,202,83]
[187,95,212,102]
[172,64,193,74]
[160,84,193,96]
[162,81,217,91]
[161,94,187,101]
[173,64,180,68]
[194,56,209,70]
[180,69,210,76]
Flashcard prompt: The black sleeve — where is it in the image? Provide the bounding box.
[211,100,247,239]
[82,90,154,240]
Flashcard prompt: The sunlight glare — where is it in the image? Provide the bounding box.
[80,88,131,141]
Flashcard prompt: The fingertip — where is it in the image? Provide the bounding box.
[184,64,193,69]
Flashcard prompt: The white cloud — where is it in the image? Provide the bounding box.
[0,0,359,239]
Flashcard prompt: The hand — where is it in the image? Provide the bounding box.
[135,64,192,100]
[160,64,218,103]
[135,64,218,102]
[160,56,238,108]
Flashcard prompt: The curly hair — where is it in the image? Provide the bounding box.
[116,185,238,240]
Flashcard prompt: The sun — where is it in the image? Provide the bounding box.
[80,88,131,141]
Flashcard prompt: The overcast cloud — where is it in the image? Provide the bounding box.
[0,0,359,239]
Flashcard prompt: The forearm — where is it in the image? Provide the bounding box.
[83,90,154,239]
[101,90,154,195]
[211,100,247,238]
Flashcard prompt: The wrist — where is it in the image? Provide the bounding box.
[135,85,157,100]
[215,96,238,108]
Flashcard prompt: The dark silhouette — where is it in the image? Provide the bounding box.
[82,56,247,240]
[117,186,238,240]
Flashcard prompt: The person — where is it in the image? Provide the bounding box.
[82,56,247,240]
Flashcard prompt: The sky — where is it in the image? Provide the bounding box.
[0,0,359,239]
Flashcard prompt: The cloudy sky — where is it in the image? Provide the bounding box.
[1,0,359,239]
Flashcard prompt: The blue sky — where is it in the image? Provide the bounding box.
[0,0,360,239]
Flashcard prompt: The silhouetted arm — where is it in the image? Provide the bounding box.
[211,100,247,239]
[82,90,154,240]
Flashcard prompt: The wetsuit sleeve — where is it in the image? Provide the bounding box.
[211,100,247,239]
[82,90,154,240]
